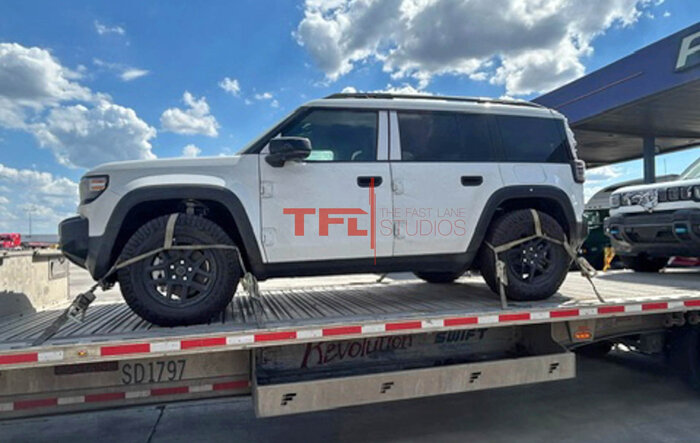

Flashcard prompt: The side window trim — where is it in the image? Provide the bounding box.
[389,110,402,161]
[377,110,389,161]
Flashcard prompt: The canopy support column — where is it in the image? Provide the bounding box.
[643,136,656,184]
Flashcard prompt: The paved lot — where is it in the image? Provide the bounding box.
[3,266,699,442]
[2,351,700,443]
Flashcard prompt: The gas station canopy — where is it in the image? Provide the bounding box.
[535,22,700,176]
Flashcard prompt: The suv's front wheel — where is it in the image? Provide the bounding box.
[479,209,571,301]
[117,214,240,326]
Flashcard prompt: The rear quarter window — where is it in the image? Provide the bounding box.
[496,115,571,163]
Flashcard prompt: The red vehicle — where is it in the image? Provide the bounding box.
[0,233,21,249]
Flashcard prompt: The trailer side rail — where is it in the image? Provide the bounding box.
[2,291,699,370]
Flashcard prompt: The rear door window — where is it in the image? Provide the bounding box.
[397,111,494,161]
[496,115,570,163]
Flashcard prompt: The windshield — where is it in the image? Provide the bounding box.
[680,157,700,179]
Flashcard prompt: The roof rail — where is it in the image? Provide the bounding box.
[324,92,544,109]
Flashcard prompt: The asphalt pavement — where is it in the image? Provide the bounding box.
[2,267,700,442]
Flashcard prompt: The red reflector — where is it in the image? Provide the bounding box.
[323,326,362,336]
[85,392,126,403]
[213,380,249,391]
[101,343,150,356]
[499,313,530,322]
[254,331,297,342]
[444,317,478,327]
[0,353,38,365]
[151,386,189,396]
[385,321,422,331]
[180,337,226,349]
[642,302,668,311]
[685,300,700,307]
[14,398,58,410]
[551,309,579,318]
[598,306,625,314]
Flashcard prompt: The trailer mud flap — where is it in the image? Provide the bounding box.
[253,352,575,417]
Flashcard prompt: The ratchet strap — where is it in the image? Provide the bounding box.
[485,209,604,309]
[33,213,263,346]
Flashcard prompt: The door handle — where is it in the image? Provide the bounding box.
[357,176,383,187]
[461,176,483,186]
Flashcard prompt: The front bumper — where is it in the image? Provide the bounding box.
[59,216,114,280]
[604,209,700,257]
[59,216,89,268]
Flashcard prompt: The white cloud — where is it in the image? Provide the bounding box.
[160,91,219,137]
[0,163,78,233]
[295,0,653,95]
[586,165,622,182]
[181,144,201,158]
[341,86,357,93]
[219,77,241,96]
[0,43,157,168]
[663,11,671,17]
[0,43,91,128]
[120,68,149,81]
[93,59,149,82]
[94,20,125,36]
[33,99,157,168]
[254,92,273,100]
[254,92,279,108]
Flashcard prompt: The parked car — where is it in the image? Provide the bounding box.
[0,233,21,249]
[582,174,678,270]
[605,157,700,272]
[60,93,586,325]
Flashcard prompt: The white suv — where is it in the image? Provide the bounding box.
[606,157,700,272]
[59,93,586,325]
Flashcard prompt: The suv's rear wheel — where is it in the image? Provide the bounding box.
[414,270,464,283]
[621,255,668,273]
[117,214,240,326]
[479,209,571,301]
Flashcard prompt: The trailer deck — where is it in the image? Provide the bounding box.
[1,270,699,370]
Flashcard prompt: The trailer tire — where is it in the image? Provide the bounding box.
[621,255,668,273]
[478,209,571,301]
[117,214,240,326]
[414,271,464,283]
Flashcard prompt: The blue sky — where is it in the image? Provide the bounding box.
[0,0,698,233]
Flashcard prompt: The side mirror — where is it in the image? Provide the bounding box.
[265,137,312,167]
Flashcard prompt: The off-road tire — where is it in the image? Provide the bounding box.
[621,255,668,273]
[414,270,464,283]
[117,214,240,326]
[478,209,571,302]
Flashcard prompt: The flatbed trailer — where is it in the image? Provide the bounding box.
[1,270,699,419]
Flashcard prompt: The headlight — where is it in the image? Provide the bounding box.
[610,194,620,208]
[80,175,109,204]
[694,185,700,201]
[680,186,693,200]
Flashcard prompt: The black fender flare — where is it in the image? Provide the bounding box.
[465,185,583,260]
[87,185,264,279]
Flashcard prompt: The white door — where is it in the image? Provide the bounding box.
[389,110,504,256]
[259,109,392,263]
